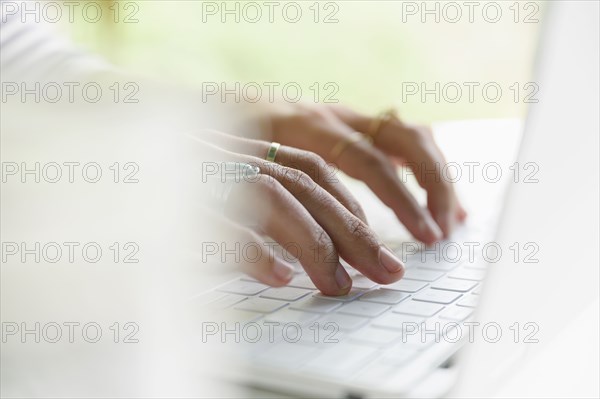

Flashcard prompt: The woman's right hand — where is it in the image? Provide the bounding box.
[195,130,405,296]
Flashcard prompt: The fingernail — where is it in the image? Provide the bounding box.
[379,246,405,273]
[273,259,294,281]
[335,264,352,290]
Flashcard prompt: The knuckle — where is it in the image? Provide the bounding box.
[358,147,388,174]
[305,152,340,184]
[316,228,333,250]
[312,158,340,186]
[255,174,285,198]
[256,173,277,188]
[301,150,327,169]
[279,166,317,195]
[348,218,370,239]
[347,218,379,249]
[309,228,337,264]
[290,149,334,182]
[346,199,366,219]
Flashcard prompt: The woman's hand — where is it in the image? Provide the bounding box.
[197,102,466,295]
[265,103,467,245]
[195,132,405,296]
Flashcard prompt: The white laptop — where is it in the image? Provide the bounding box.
[191,1,599,397]
[1,1,595,397]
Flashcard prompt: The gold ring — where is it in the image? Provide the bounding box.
[266,142,281,162]
[330,132,367,162]
[367,108,398,143]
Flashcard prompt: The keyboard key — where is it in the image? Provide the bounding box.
[205,294,247,310]
[257,342,318,367]
[217,280,269,296]
[359,289,410,305]
[355,361,405,384]
[448,268,486,281]
[288,275,317,289]
[382,279,428,293]
[351,275,378,290]
[380,345,419,365]
[439,306,473,321]
[246,323,287,346]
[314,288,365,302]
[413,289,462,305]
[438,242,462,261]
[190,291,227,306]
[289,297,342,313]
[431,278,478,293]
[372,313,425,331]
[214,309,261,324]
[402,255,425,268]
[401,329,440,349]
[393,300,444,317]
[402,268,444,282]
[337,301,390,318]
[234,298,288,314]
[404,246,461,268]
[259,287,311,301]
[417,261,461,272]
[457,294,479,308]
[350,326,402,346]
[463,261,487,271]
[304,343,378,377]
[298,324,345,347]
[264,308,320,325]
[422,317,465,342]
[318,313,369,331]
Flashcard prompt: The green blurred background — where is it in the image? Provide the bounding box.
[61,0,543,123]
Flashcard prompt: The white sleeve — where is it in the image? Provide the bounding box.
[1,2,114,80]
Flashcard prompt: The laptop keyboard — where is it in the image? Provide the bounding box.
[193,226,487,381]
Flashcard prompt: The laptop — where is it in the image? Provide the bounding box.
[192,1,599,397]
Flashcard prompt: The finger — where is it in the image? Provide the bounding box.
[197,129,368,223]
[327,108,467,237]
[200,207,296,287]
[225,174,352,296]
[203,140,404,285]
[336,142,443,245]
[270,147,368,223]
[189,139,345,291]
[267,108,444,243]
[253,160,404,285]
[382,124,465,237]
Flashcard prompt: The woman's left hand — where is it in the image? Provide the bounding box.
[262,103,467,245]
